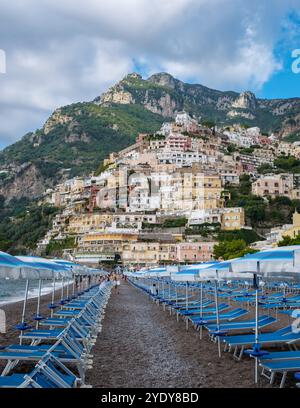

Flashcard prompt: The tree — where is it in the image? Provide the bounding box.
[278,234,300,247]
[257,163,274,174]
[227,144,237,154]
[213,239,257,260]
[0,195,5,210]
[239,174,251,195]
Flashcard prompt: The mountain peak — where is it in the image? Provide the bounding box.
[147,72,178,89]
[232,90,257,110]
[123,72,142,81]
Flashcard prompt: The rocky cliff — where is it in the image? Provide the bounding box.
[1,72,300,200]
[97,72,300,135]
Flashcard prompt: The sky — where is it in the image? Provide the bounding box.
[1,0,300,148]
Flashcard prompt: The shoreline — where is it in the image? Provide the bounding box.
[0,285,73,361]
[0,280,73,307]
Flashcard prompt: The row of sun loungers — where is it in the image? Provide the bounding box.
[0,281,112,388]
[130,278,300,388]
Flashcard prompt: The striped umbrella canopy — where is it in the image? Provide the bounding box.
[16,256,72,279]
[147,267,170,278]
[0,251,41,280]
[171,261,219,282]
[84,267,108,276]
[179,261,219,271]
[171,268,201,282]
[198,259,253,281]
[194,260,253,357]
[230,246,300,280]
[229,247,300,384]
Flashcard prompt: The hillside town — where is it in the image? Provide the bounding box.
[36,112,300,267]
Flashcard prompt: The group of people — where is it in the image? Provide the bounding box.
[106,272,125,294]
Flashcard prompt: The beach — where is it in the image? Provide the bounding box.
[86,282,288,388]
[0,281,294,387]
[0,287,71,373]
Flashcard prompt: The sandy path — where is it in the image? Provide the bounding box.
[86,282,261,388]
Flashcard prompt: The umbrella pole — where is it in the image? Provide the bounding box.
[51,277,56,318]
[36,279,42,329]
[66,278,69,301]
[20,279,29,345]
[60,277,64,308]
[72,276,75,297]
[186,281,189,331]
[200,282,203,339]
[254,273,259,384]
[214,280,221,358]
[169,281,172,315]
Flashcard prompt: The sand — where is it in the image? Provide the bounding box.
[85,282,286,388]
[0,286,71,373]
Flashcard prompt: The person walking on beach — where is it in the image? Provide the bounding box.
[113,276,120,294]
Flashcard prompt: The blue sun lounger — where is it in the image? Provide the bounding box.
[223,326,300,360]
[0,354,78,388]
[279,309,300,317]
[205,315,276,335]
[178,303,230,316]
[262,301,300,310]
[259,350,300,362]
[173,300,213,310]
[0,281,113,387]
[0,330,86,378]
[190,308,248,327]
[259,358,300,388]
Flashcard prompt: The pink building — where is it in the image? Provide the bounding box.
[176,241,216,263]
[252,173,294,198]
[166,134,192,151]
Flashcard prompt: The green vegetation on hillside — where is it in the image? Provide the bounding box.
[258,155,300,174]
[45,236,76,257]
[213,239,257,260]
[278,234,300,246]
[217,229,262,245]
[0,104,165,181]
[225,174,300,228]
[0,197,59,254]
[284,131,300,143]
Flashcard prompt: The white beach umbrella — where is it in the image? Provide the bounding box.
[0,252,49,342]
[230,246,300,383]
[171,262,220,329]
[17,255,74,318]
[196,260,253,356]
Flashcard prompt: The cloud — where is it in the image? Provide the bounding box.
[0,0,299,148]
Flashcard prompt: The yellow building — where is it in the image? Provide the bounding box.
[77,231,139,255]
[282,210,300,238]
[122,241,177,265]
[67,213,113,234]
[192,173,224,210]
[221,207,245,230]
[122,242,160,265]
